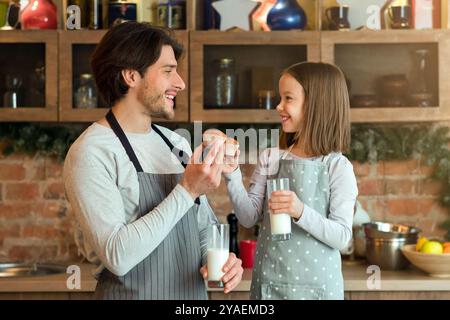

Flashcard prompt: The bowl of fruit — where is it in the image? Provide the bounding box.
[401,237,450,278]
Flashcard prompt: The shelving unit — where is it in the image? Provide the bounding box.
[0,1,449,124]
[0,30,58,122]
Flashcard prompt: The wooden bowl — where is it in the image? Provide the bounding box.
[401,244,450,278]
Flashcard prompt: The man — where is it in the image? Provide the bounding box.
[64,22,243,300]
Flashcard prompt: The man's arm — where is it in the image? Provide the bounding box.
[64,155,195,277]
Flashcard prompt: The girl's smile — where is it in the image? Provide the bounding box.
[276,73,305,133]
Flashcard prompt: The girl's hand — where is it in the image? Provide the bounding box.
[269,190,305,220]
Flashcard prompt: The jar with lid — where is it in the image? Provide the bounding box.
[157,0,186,29]
[214,58,237,107]
[74,73,98,108]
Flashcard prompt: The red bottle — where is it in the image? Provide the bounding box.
[21,0,57,30]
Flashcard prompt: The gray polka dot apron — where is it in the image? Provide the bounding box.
[94,110,207,300]
[251,149,344,300]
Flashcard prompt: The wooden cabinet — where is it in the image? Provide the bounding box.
[190,31,320,123]
[58,30,189,122]
[0,31,58,122]
[1,21,449,124]
[322,29,450,123]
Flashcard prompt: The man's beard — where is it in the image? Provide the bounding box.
[138,87,174,120]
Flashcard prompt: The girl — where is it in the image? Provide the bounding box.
[223,62,358,300]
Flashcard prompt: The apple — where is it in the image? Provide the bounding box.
[420,241,444,254]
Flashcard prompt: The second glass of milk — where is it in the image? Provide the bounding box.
[207,224,230,288]
[267,178,292,241]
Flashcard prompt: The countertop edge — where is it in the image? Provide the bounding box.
[1,264,450,293]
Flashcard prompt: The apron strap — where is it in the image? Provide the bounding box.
[281,144,295,160]
[151,123,200,205]
[106,110,144,173]
[105,110,200,205]
[151,124,189,168]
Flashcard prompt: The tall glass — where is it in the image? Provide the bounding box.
[207,224,229,288]
[267,178,292,241]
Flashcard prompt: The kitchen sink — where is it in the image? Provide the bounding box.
[0,263,67,278]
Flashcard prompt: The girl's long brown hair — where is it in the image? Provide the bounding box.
[279,62,350,156]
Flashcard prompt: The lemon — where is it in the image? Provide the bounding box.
[420,241,443,254]
[416,237,428,252]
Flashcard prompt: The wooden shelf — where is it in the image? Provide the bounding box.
[0,30,58,122]
[350,107,448,123]
[190,30,320,123]
[58,29,189,122]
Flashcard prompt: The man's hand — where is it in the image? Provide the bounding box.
[269,190,305,220]
[180,140,224,200]
[200,253,243,294]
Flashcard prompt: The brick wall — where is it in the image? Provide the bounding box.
[0,151,447,263]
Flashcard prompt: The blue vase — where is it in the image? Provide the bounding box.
[267,0,307,31]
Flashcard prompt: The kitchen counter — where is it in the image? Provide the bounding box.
[1,261,449,299]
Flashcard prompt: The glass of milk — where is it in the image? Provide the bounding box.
[207,223,230,288]
[267,178,292,241]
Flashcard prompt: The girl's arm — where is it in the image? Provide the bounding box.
[294,155,358,250]
[224,148,277,228]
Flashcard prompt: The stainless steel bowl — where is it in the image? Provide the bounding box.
[363,222,420,270]
[365,237,417,270]
[363,221,421,239]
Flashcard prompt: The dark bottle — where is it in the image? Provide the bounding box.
[227,213,239,257]
[254,224,260,238]
[89,0,103,29]
[203,0,220,30]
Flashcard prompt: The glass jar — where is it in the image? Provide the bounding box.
[214,58,236,107]
[258,90,275,109]
[157,0,186,29]
[409,49,433,107]
[108,0,137,27]
[74,73,98,108]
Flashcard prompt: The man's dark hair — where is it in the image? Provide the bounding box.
[91,22,184,106]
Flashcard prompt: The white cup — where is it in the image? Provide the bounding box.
[207,224,229,288]
[267,178,292,241]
